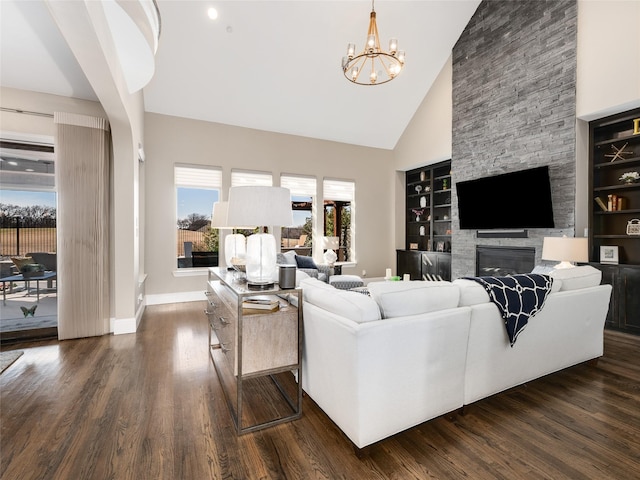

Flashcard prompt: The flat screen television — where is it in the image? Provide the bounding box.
[457,166,555,230]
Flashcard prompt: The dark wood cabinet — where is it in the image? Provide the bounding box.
[399,160,452,281]
[589,108,640,334]
[396,250,452,281]
[591,263,640,334]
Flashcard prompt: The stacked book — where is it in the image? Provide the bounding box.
[242,297,280,314]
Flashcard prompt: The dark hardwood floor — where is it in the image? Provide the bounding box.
[1,301,639,479]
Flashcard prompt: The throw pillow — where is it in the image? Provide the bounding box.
[295,255,317,269]
[277,250,297,265]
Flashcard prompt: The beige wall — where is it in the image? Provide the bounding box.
[144,113,394,299]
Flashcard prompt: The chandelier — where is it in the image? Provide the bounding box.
[342,1,405,85]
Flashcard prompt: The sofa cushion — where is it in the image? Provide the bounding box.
[452,279,491,306]
[550,265,601,291]
[367,281,460,319]
[295,269,310,286]
[295,254,318,269]
[301,278,381,323]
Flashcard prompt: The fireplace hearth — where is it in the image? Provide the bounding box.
[476,246,535,277]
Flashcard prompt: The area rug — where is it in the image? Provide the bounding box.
[0,350,24,374]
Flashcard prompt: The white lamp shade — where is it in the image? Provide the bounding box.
[542,236,588,268]
[211,201,251,229]
[211,201,230,229]
[322,236,340,250]
[227,186,294,227]
[246,234,277,284]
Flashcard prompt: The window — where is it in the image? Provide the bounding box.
[175,165,221,268]
[281,174,316,255]
[323,179,354,262]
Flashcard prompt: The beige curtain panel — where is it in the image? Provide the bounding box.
[54,112,110,339]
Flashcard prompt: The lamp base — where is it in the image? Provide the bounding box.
[554,261,576,269]
[247,281,275,290]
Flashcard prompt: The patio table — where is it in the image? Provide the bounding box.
[0,272,57,306]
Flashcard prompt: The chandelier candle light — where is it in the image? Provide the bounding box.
[342,0,405,85]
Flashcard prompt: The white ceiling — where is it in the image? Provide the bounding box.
[0,1,480,150]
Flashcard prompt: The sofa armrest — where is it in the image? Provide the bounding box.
[316,264,332,280]
[298,268,319,279]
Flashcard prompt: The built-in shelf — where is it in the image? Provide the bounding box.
[399,160,452,281]
[589,107,640,335]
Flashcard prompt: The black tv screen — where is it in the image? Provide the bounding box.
[457,166,555,230]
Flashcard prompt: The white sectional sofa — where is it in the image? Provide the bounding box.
[300,266,612,450]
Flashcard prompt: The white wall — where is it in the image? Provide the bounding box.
[0,87,106,136]
[45,1,148,332]
[576,0,640,121]
[392,56,453,251]
[575,0,640,239]
[144,113,395,301]
[393,56,454,172]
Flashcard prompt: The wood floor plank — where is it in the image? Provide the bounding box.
[2,301,640,479]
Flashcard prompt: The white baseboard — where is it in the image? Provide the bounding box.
[111,315,137,335]
[111,297,148,335]
[145,290,206,306]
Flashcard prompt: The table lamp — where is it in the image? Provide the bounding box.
[211,201,247,268]
[227,186,293,289]
[542,236,588,269]
[322,236,339,265]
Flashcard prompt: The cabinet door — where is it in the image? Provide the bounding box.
[596,265,618,329]
[435,254,452,281]
[420,252,451,281]
[620,267,640,333]
[397,250,421,280]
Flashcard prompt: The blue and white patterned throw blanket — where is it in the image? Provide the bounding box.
[463,274,554,347]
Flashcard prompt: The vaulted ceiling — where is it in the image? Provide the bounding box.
[0,1,481,150]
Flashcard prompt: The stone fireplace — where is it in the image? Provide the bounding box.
[450,0,578,279]
[476,246,535,277]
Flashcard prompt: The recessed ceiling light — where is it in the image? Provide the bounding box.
[207,7,218,20]
[8,161,17,166]
[25,168,34,172]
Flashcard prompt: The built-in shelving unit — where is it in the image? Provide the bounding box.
[398,160,452,281]
[589,108,640,334]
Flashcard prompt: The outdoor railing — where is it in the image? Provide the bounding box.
[0,216,57,257]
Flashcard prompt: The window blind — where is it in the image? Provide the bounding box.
[281,174,316,196]
[323,179,355,201]
[175,165,222,189]
[231,169,272,187]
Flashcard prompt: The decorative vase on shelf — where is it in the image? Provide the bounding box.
[419,225,426,236]
[619,172,639,184]
[420,171,426,182]
[416,214,420,222]
[420,196,427,208]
